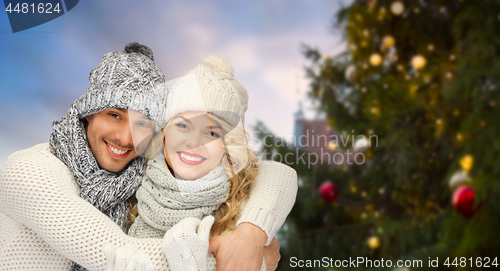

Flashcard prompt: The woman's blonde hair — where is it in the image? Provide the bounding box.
[127,112,259,237]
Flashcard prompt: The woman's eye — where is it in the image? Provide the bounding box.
[209,131,221,138]
[175,123,188,130]
[137,122,150,128]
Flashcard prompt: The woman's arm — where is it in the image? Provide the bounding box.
[0,144,168,271]
[237,160,298,244]
[208,160,297,271]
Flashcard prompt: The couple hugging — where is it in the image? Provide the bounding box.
[0,42,297,271]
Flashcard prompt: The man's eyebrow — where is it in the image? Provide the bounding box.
[115,108,127,113]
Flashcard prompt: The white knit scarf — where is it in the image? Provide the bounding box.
[128,156,230,239]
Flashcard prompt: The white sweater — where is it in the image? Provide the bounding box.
[0,143,297,270]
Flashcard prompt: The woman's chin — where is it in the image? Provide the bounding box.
[174,173,202,180]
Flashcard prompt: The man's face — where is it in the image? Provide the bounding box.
[85,108,155,173]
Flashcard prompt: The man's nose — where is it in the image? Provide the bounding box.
[114,123,134,148]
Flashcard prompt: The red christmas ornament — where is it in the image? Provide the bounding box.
[319,181,339,202]
[453,185,476,218]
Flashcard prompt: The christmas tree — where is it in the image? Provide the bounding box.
[256,0,500,270]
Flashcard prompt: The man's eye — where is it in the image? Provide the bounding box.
[175,123,188,130]
[110,113,120,119]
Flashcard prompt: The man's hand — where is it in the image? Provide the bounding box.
[208,222,267,271]
[263,237,281,271]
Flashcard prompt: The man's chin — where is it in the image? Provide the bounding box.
[96,158,129,173]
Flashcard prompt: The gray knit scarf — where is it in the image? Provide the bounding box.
[50,105,146,229]
[50,107,146,271]
[128,156,230,238]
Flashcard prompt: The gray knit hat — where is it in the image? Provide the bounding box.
[76,42,167,131]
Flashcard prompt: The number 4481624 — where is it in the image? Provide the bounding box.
[444,257,498,268]
[5,3,61,14]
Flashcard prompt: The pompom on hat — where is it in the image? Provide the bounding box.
[163,55,248,128]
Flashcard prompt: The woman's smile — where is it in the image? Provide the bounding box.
[177,151,207,165]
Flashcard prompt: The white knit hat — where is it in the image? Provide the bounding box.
[163,55,248,128]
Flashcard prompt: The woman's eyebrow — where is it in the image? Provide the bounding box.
[207,125,222,129]
[173,116,192,123]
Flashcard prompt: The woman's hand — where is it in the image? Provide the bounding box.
[162,216,215,271]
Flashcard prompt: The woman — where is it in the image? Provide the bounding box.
[126,55,296,271]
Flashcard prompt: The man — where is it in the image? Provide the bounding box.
[0,43,297,270]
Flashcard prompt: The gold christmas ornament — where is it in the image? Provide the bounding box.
[411,55,427,69]
[382,35,395,48]
[390,1,405,15]
[367,236,380,249]
[369,53,383,66]
[460,155,474,173]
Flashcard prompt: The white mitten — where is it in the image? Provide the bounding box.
[104,243,155,271]
[162,216,215,271]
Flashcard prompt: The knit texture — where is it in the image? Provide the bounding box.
[163,55,248,127]
[129,157,230,239]
[162,216,214,271]
[0,143,297,270]
[0,143,168,271]
[47,44,166,271]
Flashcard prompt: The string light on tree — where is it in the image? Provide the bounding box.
[369,53,383,66]
[411,55,427,69]
[328,141,339,151]
[354,137,369,151]
[382,35,395,48]
[367,236,380,249]
[390,1,405,15]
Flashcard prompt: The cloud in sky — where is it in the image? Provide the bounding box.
[0,0,353,166]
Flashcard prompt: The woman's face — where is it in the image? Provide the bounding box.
[164,111,226,180]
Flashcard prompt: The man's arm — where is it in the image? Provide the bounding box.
[0,144,169,271]
[209,160,298,270]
